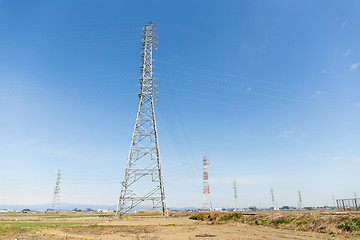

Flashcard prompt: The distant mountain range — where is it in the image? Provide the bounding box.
[0,203,116,211]
[0,203,197,211]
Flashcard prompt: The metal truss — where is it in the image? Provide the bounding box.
[116,22,167,216]
[202,156,213,211]
[52,169,61,211]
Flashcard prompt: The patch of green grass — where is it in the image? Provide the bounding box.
[44,214,99,218]
[270,218,294,226]
[255,218,267,225]
[0,222,86,230]
[0,214,103,219]
[296,220,308,226]
[337,217,360,231]
[0,214,49,217]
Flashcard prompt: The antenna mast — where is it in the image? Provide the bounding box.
[116,21,166,216]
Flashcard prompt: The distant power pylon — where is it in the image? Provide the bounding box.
[202,156,213,211]
[233,180,238,210]
[271,188,275,209]
[52,169,61,211]
[298,190,303,209]
[116,21,167,217]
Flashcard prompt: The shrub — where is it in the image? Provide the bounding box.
[255,218,267,225]
[337,217,360,231]
[219,212,242,221]
[189,212,242,222]
[270,218,294,226]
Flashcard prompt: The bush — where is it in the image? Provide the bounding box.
[189,212,242,222]
[270,218,294,226]
[255,218,267,225]
[220,212,242,221]
[337,217,360,231]
[189,212,216,221]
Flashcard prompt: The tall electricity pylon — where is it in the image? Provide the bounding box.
[116,21,167,217]
[271,187,275,209]
[52,169,61,211]
[298,190,303,209]
[202,156,213,211]
[233,180,238,210]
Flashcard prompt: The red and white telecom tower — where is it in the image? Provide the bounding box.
[202,156,213,211]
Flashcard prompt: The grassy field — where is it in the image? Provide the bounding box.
[0,210,359,239]
[0,222,85,229]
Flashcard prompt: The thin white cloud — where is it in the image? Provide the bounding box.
[331,155,360,163]
[321,69,334,74]
[343,49,351,57]
[277,130,294,139]
[355,102,360,107]
[350,63,360,70]
[342,21,347,27]
[332,156,345,161]
[313,91,326,99]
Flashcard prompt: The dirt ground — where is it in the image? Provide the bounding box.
[0,212,358,240]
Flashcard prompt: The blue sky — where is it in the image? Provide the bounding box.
[0,0,359,209]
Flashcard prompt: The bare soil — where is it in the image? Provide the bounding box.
[0,211,359,240]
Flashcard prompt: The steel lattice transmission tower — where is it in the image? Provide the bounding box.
[116,21,167,217]
[233,180,238,210]
[202,156,213,211]
[298,190,303,209]
[52,169,61,211]
[270,187,275,209]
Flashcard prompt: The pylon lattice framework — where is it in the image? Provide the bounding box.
[52,169,61,211]
[202,156,213,211]
[233,180,238,210]
[116,21,166,216]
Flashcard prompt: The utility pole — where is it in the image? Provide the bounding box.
[52,169,61,211]
[233,180,238,211]
[202,156,213,211]
[298,190,303,209]
[116,21,167,217]
[271,188,275,209]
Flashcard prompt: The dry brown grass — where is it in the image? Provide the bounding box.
[189,210,360,238]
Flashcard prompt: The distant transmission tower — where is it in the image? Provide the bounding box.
[298,190,303,209]
[116,21,167,217]
[202,156,213,211]
[233,180,238,210]
[52,169,61,211]
[271,188,275,209]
